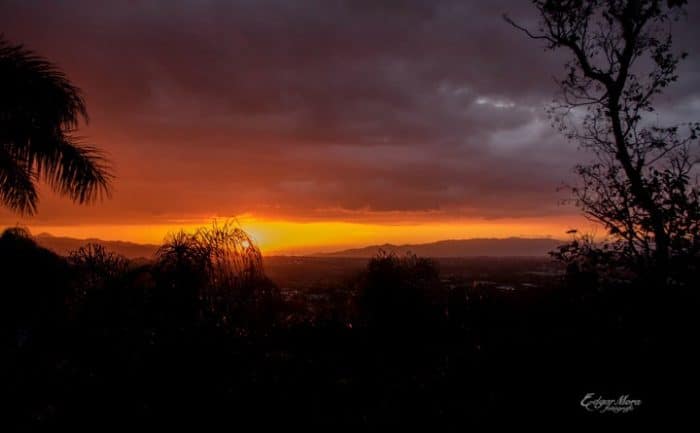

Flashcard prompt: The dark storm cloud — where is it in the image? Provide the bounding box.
[1,0,699,223]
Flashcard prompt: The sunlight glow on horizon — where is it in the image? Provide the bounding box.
[8,215,592,255]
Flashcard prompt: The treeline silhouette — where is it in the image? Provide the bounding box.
[2,222,697,428]
[4,1,700,425]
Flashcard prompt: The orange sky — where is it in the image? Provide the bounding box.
[2,214,592,255]
[1,1,634,254]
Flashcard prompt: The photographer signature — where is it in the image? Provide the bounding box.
[580,393,642,414]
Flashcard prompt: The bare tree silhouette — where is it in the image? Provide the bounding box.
[506,1,700,284]
[0,36,112,214]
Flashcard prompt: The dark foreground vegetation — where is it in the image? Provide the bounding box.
[2,224,698,429]
[2,0,699,428]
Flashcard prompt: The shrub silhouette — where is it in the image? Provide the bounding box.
[0,227,70,347]
[154,230,209,323]
[156,221,279,330]
[358,250,443,336]
[66,243,145,334]
[195,221,265,295]
[69,243,130,291]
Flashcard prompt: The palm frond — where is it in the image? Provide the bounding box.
[39,136,113,204]
[0,35,87,129]
[0,147,38,214]
[0,35,112,213]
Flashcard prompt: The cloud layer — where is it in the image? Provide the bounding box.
[1,0,699,225]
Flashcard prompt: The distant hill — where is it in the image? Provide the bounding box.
[35,233,159,259]
[319,238,563,258]
[32,234,563,259]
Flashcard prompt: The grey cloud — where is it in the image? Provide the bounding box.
[1,0,698,223]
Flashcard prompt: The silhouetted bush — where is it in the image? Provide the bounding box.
[358,251,444,337]
[0,227,71,348]
[66,243,151,347]
[69,243,130,291]
[549,230,648,291]
[156,221,280,331]
[154,230,208,324]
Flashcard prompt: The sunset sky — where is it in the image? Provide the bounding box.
[2,0,699,254]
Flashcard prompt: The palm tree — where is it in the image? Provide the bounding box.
[0,35,112,214]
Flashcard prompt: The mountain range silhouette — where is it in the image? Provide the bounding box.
[318,237,562,258]
[33,233,562,259]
